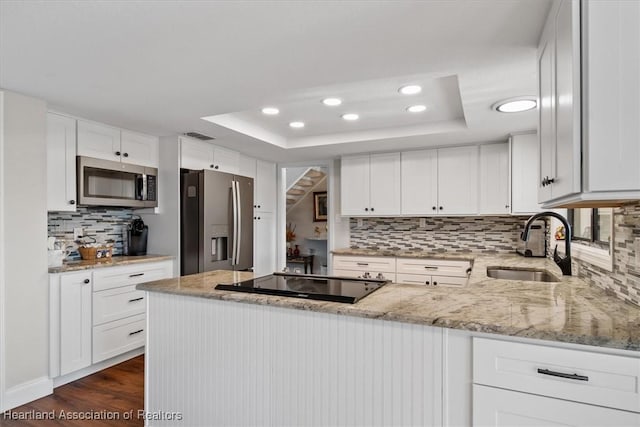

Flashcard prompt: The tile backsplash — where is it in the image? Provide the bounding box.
[48,207,134,260]
[568,202,640,307]
[349,216,531,253]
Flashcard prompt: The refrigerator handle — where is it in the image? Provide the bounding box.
[231,181,238,265]
[236,181,242,265]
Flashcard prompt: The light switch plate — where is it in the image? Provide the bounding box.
[356,218,364,228]
[73,227,83,241]
[419,218,426,228]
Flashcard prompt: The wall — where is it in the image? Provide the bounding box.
[1,90,50,409]
[48,207,134,260]
[567,203,640,307]
[349,216,530,253]
[286,174,327,273]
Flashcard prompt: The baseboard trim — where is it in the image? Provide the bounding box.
[53,347,144,388]
[2,376,53,412]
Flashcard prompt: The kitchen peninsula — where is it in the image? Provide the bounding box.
[138,254,640,426]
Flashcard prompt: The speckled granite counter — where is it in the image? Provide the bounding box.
[48,254,174,273]
[137,253,640,351]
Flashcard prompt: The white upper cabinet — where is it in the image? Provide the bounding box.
[47,112,77,211]
[479,143,510,215]
[180,138,239,174]
[511,133,542,214]
[401,150,438,215]
[120,130,159,168]
[77,119,158,167]
[341,153,401,216]
[255,160,276,213]
[437,146,478,215]
[538,0,640,207]
[238,154,256,179]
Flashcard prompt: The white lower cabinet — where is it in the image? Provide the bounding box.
[50,260,173,381]
[253,211,276,276]
[332,255,396,282]
[58,271,92,376]
[473,384,640,427]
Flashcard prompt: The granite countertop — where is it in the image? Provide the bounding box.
[137,252,640,352]
[48,254,174,273]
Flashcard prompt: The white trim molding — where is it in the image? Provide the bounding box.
[2,376,53,412]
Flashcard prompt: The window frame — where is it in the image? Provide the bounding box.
[567,208,610,247]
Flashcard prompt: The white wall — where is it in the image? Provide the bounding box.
[0,90,51,409]
[140,136,181,275]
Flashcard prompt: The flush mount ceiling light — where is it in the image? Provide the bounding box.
[261,107,279,115]
[398,85,422,95]
[289,121,305,128]
[341,113,359,121]
[322,97,342,106]
[406,104,427,113]
[493,97,537,113]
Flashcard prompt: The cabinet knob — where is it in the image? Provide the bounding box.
[258,216,261,220]
[115,151,121,156]
[433,281,438,286]
[505,205,509,209]
[426,281,430,285]
[439,206,443,210]
[214,165,219,169]
[432,206,436,210]
[547,177,555,184]
[257,205,261,209]
[370,207,374,212]
[254,216,256,220]
[83,279,90,284]
[69,200,76,205]
[123,152,129,158]
[364,208,369,211]
[210,164,215,168]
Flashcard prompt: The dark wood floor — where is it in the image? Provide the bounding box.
[1,356,144,427]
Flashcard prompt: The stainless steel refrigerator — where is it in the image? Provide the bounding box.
[180,169,253,275]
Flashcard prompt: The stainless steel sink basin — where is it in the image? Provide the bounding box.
[486,267,560,283]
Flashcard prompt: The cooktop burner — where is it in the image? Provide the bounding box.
[215,272,389,304]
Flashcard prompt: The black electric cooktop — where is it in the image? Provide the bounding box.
[215,272,389,304]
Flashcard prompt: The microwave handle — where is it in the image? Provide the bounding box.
[140,174,147,201]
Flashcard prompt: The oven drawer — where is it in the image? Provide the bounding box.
[93,284,145,326]
[333,255,396,273]
[93,314,145,364]
[473,337,640,413]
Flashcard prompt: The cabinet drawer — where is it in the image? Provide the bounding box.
[473,337,640,413]
[333,255,396,273]
[93,285,145,326]
[92,261,172,291]
[93,314,145,364]
[333,269,396,283]
[396,257,471,277]
[396,273,467,287]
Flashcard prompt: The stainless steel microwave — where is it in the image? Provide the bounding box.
[77,156,158,208]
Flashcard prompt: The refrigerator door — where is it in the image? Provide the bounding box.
[202,170,235,272]
[234,175,254,271]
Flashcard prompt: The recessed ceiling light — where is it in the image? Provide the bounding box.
[407,104,427,113]
[342,113,359,121]
[289,121,305,128]
[322,98,342,106]
[261,107,279,115]
[493,97,537,113]
[398,85,422,95]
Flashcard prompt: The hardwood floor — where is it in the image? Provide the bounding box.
[1,356,144,427]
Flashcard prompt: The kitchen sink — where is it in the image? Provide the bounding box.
[486,267,560,283]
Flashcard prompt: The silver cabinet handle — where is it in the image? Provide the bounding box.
[537,368,588,382]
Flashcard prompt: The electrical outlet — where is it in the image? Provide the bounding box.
[356,218,364,228]
[73,227,83,241]
[419,218,426,228]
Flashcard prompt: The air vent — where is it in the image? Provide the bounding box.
[184,132,215,141]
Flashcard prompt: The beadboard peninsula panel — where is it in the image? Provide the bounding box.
[145,292,443,427]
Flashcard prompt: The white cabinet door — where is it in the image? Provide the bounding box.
[180,138,214,170]
[538,30,555,203]
[340,154,371,216]
[77,120,121,162]
[473,385,640,427]
[437,146,478,215]
[369,152,401,215]
[59,271,92,376]
[255,160,276,213]
[238,154,256,179]
[120,130,158,168]
[47,113,77,211]
[479,143,509,214]
[212,145,240,174]
[511,134,542,214]
[254,211,275,276]
[401,150,438,215]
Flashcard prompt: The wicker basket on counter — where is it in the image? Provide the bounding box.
[78,246,113,261]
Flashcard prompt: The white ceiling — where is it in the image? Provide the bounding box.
[0,0,551,162]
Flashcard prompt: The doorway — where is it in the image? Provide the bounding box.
[283,166,328,275]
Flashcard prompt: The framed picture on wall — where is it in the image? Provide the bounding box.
[313,191,328,222]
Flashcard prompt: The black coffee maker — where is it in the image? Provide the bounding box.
[127,216,148,256]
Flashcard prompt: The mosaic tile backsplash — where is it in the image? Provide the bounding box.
[349,216,532,253]
[566,202,640,307]
[48,207,134,260]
